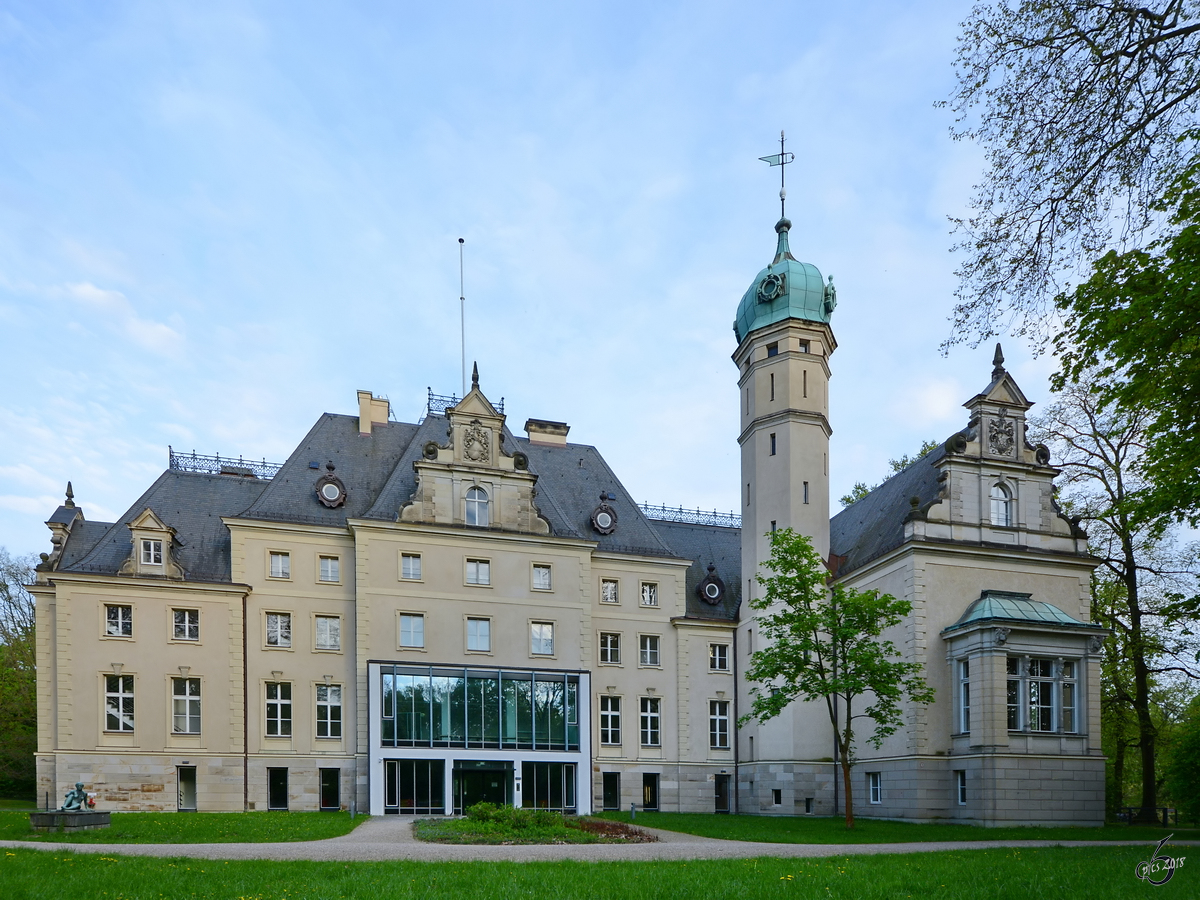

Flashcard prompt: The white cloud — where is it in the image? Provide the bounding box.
[64,282,183,354]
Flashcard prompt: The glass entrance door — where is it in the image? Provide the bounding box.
[319,768,340,810]
[177,766,197,811]
[642,773,659,811]
[267,768,288,810]
[602,772,620,810]
[453,761,512,813]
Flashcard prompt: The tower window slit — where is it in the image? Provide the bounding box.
[803,481,809,504]
[803,370,807,398]
[770,373,775,401]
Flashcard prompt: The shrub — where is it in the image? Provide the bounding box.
[462,803,564,830]
[1164,700,1200,825]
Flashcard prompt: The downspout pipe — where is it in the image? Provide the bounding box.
[243,591,249,812]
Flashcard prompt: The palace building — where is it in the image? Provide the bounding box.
[32,214,1107,824]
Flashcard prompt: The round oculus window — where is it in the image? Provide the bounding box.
[704,582,721,600]
[590,501,618,535]
[321,483,341,501]
[697,566,726,605]
[595,511,613,529]
[314,473,348,508]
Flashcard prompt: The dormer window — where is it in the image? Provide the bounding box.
[141,540,163,566]
[465,486,490,527]
[990,483,1013,527]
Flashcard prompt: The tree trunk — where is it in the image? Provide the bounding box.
[1122,534,1158,820]
[1112,738,1126,817]
[841,754,854,829]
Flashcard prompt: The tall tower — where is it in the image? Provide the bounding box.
[733,213,838,810]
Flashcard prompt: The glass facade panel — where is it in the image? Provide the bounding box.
[379,666,579,751]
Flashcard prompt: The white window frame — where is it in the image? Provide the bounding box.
[466,617,491,652]
[265,612,292,649]
[530,621,554,656]
[868,772,881,804]
[269,551,291,579]
[265,681,292,737]
[466,558,491,586]
[958,659,970,733]
[316,683,342,739]
[400,552,423,581]
[399,613,425,649]
[318,555,340,583]
[104,673,135,732]
[709,643,729,671]
[140,539,163,566]
[599,695,621,744]
[105,604,133,638]
[314,614,341,651]
[172,677,201,734]
[465,486,490,527]
[599,632,621,665]
[956,769,967,805]
[639,696,661,747]
[639,634,660,667]
[171,609,199,643]
[990,482,1013,527]
[709,699,730,749]
[640,582,658,607]
[600,578,619,604]
[1008,656,1079,734]
[532,563,553,591]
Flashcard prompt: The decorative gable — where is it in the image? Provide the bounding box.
[119,508,185,579]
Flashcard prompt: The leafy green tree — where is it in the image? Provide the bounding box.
[944,1,1200,347]
[741,529,936,828]
[1054,160,1200,526]
[0,549,36,799]
[838,440,941,507]
[1030,386,1199,818]
[1164,696,1200,824]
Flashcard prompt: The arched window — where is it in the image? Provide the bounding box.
[990,483,1012,527]
[465,486,489,527]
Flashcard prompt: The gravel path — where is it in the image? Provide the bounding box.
[2,818,1195,862]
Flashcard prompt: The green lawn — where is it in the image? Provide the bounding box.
[0,845,1191,899]
[0,800,36,811]
[0,810,360,844]
[596,811,1200,844]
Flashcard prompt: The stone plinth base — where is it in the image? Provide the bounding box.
[29,810,111,833]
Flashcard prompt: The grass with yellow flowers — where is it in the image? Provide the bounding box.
[0,810,359,844]
[0,844,1191,899]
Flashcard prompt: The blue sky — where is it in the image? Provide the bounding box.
[0,0,1056,556]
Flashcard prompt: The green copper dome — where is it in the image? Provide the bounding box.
[733,218,835,344]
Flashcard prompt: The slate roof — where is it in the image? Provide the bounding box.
[60,470,269,582]
[829,444,947,577]
[57,518,115,569]
[647,520,741,621]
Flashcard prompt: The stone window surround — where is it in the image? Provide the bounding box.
[465,615,492,654]
[313,612,342,653]
[399,551,423,581]
[317,554,341,584]
[267,549,292,581]
[170,607,201,644]
[397,611,426,650]
[102,602,134,640]
[264,610,294,651]
[598,631,621,666]
[531,562,553,592]
[638,633,661,668]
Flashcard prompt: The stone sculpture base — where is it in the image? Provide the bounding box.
[29,810,111,833]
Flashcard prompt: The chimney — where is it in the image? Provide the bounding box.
[524,418,569,447]
[357,391,390,434]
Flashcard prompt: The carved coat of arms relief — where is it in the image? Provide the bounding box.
[463,420,491,464]
[988,410,1015,456]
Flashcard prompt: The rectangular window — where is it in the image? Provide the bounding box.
[640,582,658,607]
[770,373,775,401]
[466,617,491,652]
[105,604,132,637]
[639,634,660,667]
[265,682,292,737]
[640,697,661,746]
[599,632,621,664]
[401,553,422,580]
[319,556,340,583]
[104,674,134,732]
[709,700,730,749]
[956,770,967,805]
[709,643,729,671]
[771,520,777,532]
[532,564,552,591]
[766,342,778,357]
[798,340,809,353]
[399,614,424,648]
[173,609,199,641]
[868,772,881,804]
[772,788,782,806]
[1028,658,1054,732]
[172,677,201,734]
[600,578,619,604]
[269,551,290,579]
[315,615,341,651]
[959,659,970,733]
[803,369,808,398]
[266,612,292,648]
[466,558,491,585]
[770,432,776,455]
[599,695,621,744]
[140,539,162,565]
[316,684,342,738]
[531,622,554,656]
[803,481,810,504]
[1062,660,1077,733]
[1007,657,1021,729]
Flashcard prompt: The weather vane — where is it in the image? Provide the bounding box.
[759,130,794,219]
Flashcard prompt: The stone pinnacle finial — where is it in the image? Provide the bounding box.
[992,342,1006,379]
[64,481,75,509]
[471,362,479,390]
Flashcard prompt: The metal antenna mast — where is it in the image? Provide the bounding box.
[758,130,794,218]
[458,237,466,397]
